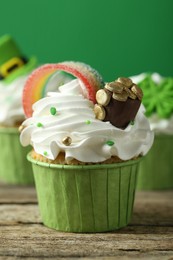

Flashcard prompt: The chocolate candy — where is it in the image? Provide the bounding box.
[104,98,141,129]
[94,77,143,129]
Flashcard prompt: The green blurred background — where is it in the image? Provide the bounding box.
[0,0,172,81]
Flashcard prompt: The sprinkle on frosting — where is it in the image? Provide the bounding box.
[37,122,43,127]
[50,107,57,115]
[130,120,135,125]
[62,136,72,146]
[85,120,91,124]
[43,151,48,156]
[106,140,115,146]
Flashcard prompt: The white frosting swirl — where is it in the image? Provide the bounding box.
[131,73,173,135]
[20,79,154,163]
[0,76,28,126]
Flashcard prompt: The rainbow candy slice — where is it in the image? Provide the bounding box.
[23,61,104,117]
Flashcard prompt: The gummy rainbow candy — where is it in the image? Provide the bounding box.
[23,61,104,117]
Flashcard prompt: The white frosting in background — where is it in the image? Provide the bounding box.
[20,79,154,163]
[131,72,163,86]
[0,76,28,126]
[131,73,173,135]
[147,114,173,135]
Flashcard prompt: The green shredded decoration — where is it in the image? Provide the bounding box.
[138,74,173,118]
[85,120,91,124]
[50,107,57,115]
[43,151,48,156]
[37,122,43,127]
[106,140,115,146]
[131,120,135,126]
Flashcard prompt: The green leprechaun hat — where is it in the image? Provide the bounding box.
[0,34,37,83]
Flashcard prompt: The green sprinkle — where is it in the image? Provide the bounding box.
[37,122,43,127]
[106,140,115,146]
[50,107,57,115]
[85,120,91,125]
[43,151,48,156]
[131,120,135,125]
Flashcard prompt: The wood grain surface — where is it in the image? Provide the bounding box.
[0,183,172,260]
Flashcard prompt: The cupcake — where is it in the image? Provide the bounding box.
[131,73,173,190]
[0,35,38,184]
[20,62,154,232]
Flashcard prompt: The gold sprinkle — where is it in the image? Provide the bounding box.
[62,136,72,146]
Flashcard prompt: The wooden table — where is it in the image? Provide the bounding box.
[0,183,172,260]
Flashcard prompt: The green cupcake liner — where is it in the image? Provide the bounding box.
[0,127,34,185]
[28,153,141,233]
[137,135,173,190]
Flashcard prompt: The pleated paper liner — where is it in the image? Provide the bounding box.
[0,127,34,185]
[28,153,142,233]
[137,134,173,190]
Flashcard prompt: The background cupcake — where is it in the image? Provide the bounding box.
[131,73,173,190]
[0,35,37,184]
[20,62,153,232]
